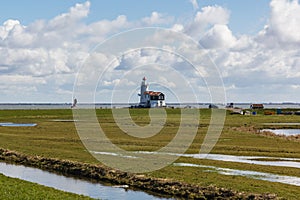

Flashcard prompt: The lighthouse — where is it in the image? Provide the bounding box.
[138,77,166,108]
[139,77,149,106]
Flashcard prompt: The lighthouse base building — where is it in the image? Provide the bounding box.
[138,77,166,108]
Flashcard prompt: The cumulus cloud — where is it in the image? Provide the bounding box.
[171,23,184,32]
[1,0,300,103]
[0,20,21,39]
[192,0,300,102]
[0,20,35,47]
[1,2,229,103]
[0,2,94,102]
[142,12,174,25]
[200,24,236,49]
[87,15,130,39]
[269,0,300,43]
[48,1,90,30]
[184,5,230,39]
[257,0,300,46]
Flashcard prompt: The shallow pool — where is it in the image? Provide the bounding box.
[262,129,300,136]
[0,122,37,127]
[173,163,300,186]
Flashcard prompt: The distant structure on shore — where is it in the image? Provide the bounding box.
[71,98,77,108]
[250,103,264,109]
[138,77,166,108]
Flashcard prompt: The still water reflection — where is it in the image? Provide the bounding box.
[0,162,171,200]
[262,129,300,136]
[173,163,300,186]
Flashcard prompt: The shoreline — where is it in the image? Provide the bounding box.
[0,103,300,110]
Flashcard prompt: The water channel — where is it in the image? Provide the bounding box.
[94,151,300,186]
[173,163,300,186]
[0,162,171,200]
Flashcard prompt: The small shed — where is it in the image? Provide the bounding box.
[250,104,264,109]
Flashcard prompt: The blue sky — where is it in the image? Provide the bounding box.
[0,0,269,34]
[0,0,300,103]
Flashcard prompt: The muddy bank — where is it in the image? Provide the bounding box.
[0,148,277,199]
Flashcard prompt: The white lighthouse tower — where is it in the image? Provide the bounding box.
[139,77,149,106]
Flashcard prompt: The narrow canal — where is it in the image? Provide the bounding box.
[0,162,171,200]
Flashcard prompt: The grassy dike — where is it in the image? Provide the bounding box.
[0,108,299,199]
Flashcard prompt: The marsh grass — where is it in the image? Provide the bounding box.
[0,108,299,199]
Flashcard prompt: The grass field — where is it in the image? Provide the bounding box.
[0,108,299,199]
[0,173,92,200]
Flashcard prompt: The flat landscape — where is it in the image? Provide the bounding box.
[0,108,299,199]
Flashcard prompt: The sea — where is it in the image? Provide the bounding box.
[0,103,300,110]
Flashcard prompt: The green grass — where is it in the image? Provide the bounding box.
[148,165,300,200]
[0,108,299,199]
[0,173,92,200]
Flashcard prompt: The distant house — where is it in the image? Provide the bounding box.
[250,104,264,109]
[138,77,166,108]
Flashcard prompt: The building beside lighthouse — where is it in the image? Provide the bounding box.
[138,77,166,108]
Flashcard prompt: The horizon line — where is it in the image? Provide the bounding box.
[0,102,299,105]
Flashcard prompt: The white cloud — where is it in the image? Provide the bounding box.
[0,20,20,39]
[171,24,184,32]
[1,21,35,47]
[0,75,46,84]
[88,15,130,37]
[200,24,236,49]
[0,2,95,102]
[142,12,173,25]
[195,5,230,25]
[48,1,90,30]
[103,79,120,87]
[1,1,300,103]
[184,5,230,39]
[269,0,300,43]
[257,0,300,46]
[158,76,176,88]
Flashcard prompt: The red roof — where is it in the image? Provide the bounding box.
[144,91,162,96]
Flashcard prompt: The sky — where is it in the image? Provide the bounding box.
[0,0,299,103]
